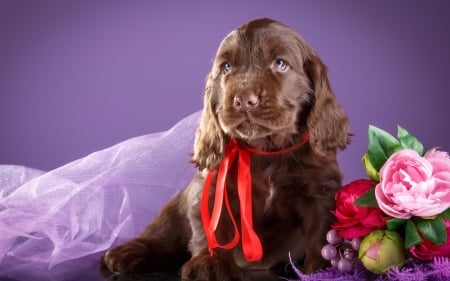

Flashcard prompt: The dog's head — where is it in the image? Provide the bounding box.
[193,18,350,170]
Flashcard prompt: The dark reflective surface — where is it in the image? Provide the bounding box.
[101,271,285,281]
[99,265,297,281]
[0,257,298,281]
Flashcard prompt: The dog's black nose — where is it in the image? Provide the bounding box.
[233,93,259,112]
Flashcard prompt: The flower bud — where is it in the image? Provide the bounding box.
[361,153,379,182]
[358,230,405,274]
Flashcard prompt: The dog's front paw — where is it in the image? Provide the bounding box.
[101,239,152,274]
[181,255,244,281]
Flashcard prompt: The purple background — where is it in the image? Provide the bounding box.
[1,0,449,183]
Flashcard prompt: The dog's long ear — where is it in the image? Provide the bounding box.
[304,54,351,155]
[192,74,226,170]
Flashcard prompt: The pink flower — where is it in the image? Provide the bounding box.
[375,148,450,219]
[409,218,450,260]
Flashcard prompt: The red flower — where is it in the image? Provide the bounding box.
[409,218,450,260]
[331,179,391,239]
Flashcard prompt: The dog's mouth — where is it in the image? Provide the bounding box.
[233,119,272,140]
[219,111,296,142]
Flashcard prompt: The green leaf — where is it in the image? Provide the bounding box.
[387,218,406,231]
[367,125,402,171]
[416,217,447,245]
[354,189,378,207]
[441,208,450,219]
[397,125,424,156]
[404,220,423,248]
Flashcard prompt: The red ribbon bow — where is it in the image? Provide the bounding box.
[200,132,309,261]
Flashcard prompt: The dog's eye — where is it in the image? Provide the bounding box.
[222,62,232,74]
[274,59,288,72]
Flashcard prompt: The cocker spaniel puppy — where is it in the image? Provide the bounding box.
[102,18,350,280]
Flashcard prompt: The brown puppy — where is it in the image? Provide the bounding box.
[102,18,350,280]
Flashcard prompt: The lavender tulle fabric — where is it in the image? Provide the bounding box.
[0,111,200,280]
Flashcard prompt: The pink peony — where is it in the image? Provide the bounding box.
[375,148,450,219]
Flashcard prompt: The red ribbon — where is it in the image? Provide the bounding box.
[200,132,309,261]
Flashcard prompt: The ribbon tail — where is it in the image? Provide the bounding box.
[210,146,238,230]
[201,142,241,254]
[238,149,263,261]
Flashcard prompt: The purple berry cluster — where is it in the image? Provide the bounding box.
[321,229,361,273]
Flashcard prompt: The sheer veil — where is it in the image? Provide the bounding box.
[0,111,200,280]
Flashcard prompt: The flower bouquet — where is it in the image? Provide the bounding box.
[292,125,450,281]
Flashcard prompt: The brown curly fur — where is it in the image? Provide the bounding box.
[102,18,350,280]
